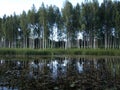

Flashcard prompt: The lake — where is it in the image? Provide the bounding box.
[0,56,120,90]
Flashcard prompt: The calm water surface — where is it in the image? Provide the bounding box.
[0,57,120,90]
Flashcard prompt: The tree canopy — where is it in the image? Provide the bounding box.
[0,0,120,49]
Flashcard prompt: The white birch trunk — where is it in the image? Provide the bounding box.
[93,37,96,49]
[77,39,80,48]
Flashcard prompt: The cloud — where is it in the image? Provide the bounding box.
[0,0,103,17]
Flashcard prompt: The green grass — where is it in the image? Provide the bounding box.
[0,48,120,56]
[0,48,49,56]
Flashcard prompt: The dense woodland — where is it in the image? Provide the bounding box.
[0,0,120,49]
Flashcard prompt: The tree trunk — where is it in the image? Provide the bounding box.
[65,40,67,49]
[83,36,86,49]
[14,38,16,48]
[26,37,28,48]
[9,41,11,48]
[3,40,5,48]
[44,39,47,49]
[39,38,41,48]
[118,38,120,49]
[77,39,80,48]
[43,33,44,49]
[23,37,26,48]
[107,36,110,49]
[93,36,96,49]
[33,38,35,49]
[0,39,2,48]
[105,33,107,49]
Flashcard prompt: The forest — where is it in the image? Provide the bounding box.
[0,0,120,49]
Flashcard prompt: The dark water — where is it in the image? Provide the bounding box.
[0,57,120,90]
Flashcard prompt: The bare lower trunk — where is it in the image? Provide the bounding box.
[33,38,34,49]
[107,36,110,49]
[4,39,6,48]
[9,41,11,48]
[45,39,47,49]
[105,33,107,49]
[23,37,26,48]
[26,37,28,48]
[119,38,120,49]
[77,39,80,48]
[14,39,16,48]
[89,35,92,48]
[0,40,2,48]
[65,41,67,49]
[68,38,71,48]
[39,38,41,48]
[83,36,85,48]
[93,37,96,49]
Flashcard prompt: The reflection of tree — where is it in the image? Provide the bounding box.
[106,58,120,89]
[0,57,120,90]
[0,60,30,89]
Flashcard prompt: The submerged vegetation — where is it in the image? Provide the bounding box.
[0,48,120,56]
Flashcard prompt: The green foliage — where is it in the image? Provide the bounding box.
[20,11,28,36]
[1,0,120,49]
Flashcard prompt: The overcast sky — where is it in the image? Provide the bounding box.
[0,0,109,18]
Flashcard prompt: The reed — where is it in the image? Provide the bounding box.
[0,48,120,56]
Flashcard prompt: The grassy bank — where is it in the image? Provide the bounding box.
[0,48,120,56]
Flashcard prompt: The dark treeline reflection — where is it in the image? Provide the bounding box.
[0,57,120,90]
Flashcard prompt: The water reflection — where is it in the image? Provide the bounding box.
[76,61,83,73]
[0,57,120,90]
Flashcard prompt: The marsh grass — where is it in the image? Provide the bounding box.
[0,48,120,56]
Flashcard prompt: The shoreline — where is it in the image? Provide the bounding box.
[0,48,120,56]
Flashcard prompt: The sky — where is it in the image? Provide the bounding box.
[0,0,105,18]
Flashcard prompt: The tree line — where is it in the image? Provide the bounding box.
[0,0,120,49]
